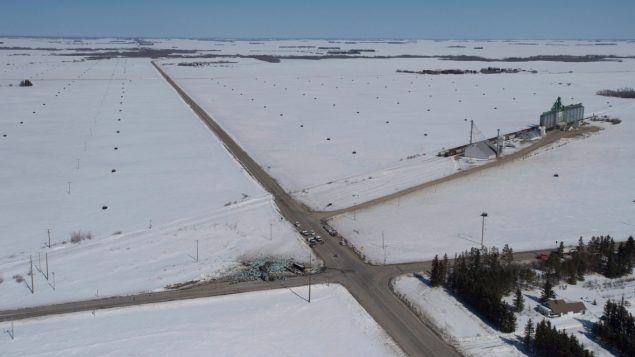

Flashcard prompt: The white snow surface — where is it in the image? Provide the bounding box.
[0,52,310,309]
[395,270,635,357]
[0,284,403,357]
[333,105,635,263]
[0,197,311,310]
[160,47,635,211]
[3,37,635,306]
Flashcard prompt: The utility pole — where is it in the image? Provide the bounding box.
[30,255,34,294]
[496,129,501,158]
[308,252,312,303]
[353,192,358,221]
[480,212,488,249]
[47,228,51,248]
[45,252,49,280]
[6,321,14,340]
[469,120,474,144]
[382,231,386,265]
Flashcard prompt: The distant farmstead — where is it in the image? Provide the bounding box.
[538,299,586,318]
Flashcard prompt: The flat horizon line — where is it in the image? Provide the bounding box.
[1,35,634,42]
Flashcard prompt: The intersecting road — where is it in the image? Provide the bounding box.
[150,61,462,356]
[1,61,576,356]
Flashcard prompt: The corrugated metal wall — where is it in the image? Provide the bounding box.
[540,104,584,129]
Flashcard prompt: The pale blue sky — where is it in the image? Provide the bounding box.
[1,0,633,39]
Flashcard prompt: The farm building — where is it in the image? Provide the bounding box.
[537,299,586,318]
[464,140,498,160]
[539,97,584,130]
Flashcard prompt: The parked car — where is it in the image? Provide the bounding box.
[322,224,338,237]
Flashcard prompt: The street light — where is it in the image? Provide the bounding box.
[480,212,488,248]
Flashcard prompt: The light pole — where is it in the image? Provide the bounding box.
[480,212,488,248]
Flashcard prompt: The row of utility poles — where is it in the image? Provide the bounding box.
[26,251,56,295]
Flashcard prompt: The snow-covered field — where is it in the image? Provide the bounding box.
[333,104,635,263]
[395,271,635,356]
[161,47,635,211]
[2,37,635,308]
[0,50,310,309]
[0,284,403,357]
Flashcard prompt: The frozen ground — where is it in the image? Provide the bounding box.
[333,101,635,263]
[2,37,635,306]
[395,271,635,356]
[0,197,311,310]
[161,47,635,211]
[0,52,310,309]
[0,284,403,357]
[4,38,635,212]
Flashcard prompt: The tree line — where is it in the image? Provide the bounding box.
[597,88,635,99]
[427,237,635,354]
[429,245,534,333]
[540,236,635,285]
[523,319,594,356]
[592,299,635,356]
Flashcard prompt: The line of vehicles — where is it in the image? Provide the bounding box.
[295,221,338,248]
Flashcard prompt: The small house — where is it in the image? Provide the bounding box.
[538,299,586,318]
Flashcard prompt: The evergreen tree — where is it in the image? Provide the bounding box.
[544,252,561,279]
[625,236,635,260]
[532,319,594,357]
[557,241,565,257]
[540,280,555,303]
[441,254,449,283]
[502,244,513,266]
[446,247,520,333]
[523,318,534,352]
[592,299,635,356]
[514,287,524,312]
[430,255,442,286]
